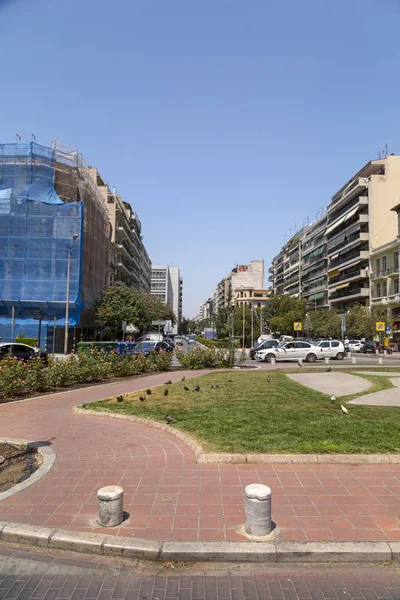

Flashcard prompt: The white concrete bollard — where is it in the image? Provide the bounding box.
[384,350,387,356]
[324,357,330,365]
[378,357,383,365]
[245,483,272,537]
[298,358,303,367]
[97,486,124,527]
[270,357,276,365]
[352,357,357,364]
[345,352,351,358]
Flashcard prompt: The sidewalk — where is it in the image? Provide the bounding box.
[0,370,399,544]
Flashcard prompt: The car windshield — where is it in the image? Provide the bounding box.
[136,342,155,350]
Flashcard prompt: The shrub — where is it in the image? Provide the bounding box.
[177,346,234,369]
[15,337,38,347]
[148,350,173,372]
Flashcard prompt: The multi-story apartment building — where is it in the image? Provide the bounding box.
[92,176,151,293]
[327,155,400,310]
[269,154,400,315]
[0,141,110,349]
[270,232,303,298]
[301,215,329,310]
[150,265,182,334]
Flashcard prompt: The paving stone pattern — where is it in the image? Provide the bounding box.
[0,371,399,543]
[0,543,400,600]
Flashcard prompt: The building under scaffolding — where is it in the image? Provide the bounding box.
[0,141,110,349]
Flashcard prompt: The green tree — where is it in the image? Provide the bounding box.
[345,304,374,339]
[96,283,175,337]
[268,297,307,335]
[308,308,341,338]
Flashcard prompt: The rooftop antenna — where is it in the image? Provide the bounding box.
[31,134,36,142]
[16,134,21,144]
[385,143,388,157]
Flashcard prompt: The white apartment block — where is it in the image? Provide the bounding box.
[151,265,182,335]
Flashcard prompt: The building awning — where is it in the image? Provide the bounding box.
[336,282,350,290]
[326,215,346,236]
[343,206,359,223]
[307,291,325,301]
[328,268,340,278]
[330,253,339,261]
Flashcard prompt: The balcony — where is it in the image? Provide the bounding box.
[359,213,368,224]
[328,268,368,287]
[371,267,399,280]
[329,179,369,214]
[326,197,368,235]
[371,293,400,305]
[329,287,370,302]
[329,249,369,270]
[328,231,368,255]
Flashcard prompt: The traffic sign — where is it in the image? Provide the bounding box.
[376,321,385,332]
[293,322,303,331]
[386,325,391,333]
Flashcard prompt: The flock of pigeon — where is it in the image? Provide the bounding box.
[98,369,349,423]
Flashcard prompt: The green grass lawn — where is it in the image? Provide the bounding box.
[87,371,400,454]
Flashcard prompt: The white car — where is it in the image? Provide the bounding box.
[174,335,184,345]
[255,341,324,363]
[347,339,363,353]
[315,340,345,360]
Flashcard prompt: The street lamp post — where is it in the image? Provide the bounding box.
[64,234,79,355]
[239,285,245,349]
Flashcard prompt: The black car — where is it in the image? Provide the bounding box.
[249,339,279,360]
[132,340,174,357]
[0,343,48,364]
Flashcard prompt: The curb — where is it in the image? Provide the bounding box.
[0,438,56,501]
[73,407,400,464]
[0,521,398,563]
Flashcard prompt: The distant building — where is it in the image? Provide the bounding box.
[150,265,182,334]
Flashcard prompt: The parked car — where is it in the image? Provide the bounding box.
[137,333,163,343]
[255,341,323,363]
[132,340,174,357]
[0,343,48,364]
[249,339,279,360]
[315,340,345,360]
[174,335,184,345]
[346,339,363,353]
[362,340,379,354]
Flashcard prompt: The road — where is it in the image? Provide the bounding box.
[1,543,400,599]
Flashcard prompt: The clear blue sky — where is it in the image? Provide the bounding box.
[1,0,400,317]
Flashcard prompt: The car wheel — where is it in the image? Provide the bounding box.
[265,353,275,363]
[306,353,317,363]
[336,352,344,360]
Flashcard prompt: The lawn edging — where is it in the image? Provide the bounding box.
[0,521,398,563]
[73,406,400,464]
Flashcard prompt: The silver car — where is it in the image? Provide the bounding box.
[255,341,323,363]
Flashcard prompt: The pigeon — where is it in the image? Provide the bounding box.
[183,385,190,391]
[164,389,169,396]
[116,395,124,402]
[165,413,176,424]
[146,389,152,395]
[181,376,186,381]
[330,394,336,403]
[82,403,87,408]
[298,359,303,367]
[327,366,332,372]
[211,384,219,389]
[193,385,200,392]
[139,396,146,402]
[341,405,349,415]
[267,376,271,383]
[164,380,172,385]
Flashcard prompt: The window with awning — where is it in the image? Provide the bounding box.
[307,291,325,301]
[336,282,349,290]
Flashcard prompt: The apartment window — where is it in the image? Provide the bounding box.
[376,283,381,298]
[394,251,399,271]
[383,281,387,297]
[395,279,399,294]
[376,258,380,276]
[382,256,387,272]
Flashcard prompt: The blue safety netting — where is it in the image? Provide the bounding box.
[0,143,84,343]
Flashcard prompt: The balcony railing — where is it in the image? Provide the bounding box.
[371,267,399,280]
[329,268,367,286]
[329,249,369,269]
[329,287,369,300]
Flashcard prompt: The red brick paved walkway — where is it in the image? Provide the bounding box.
[0,370,399,543]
